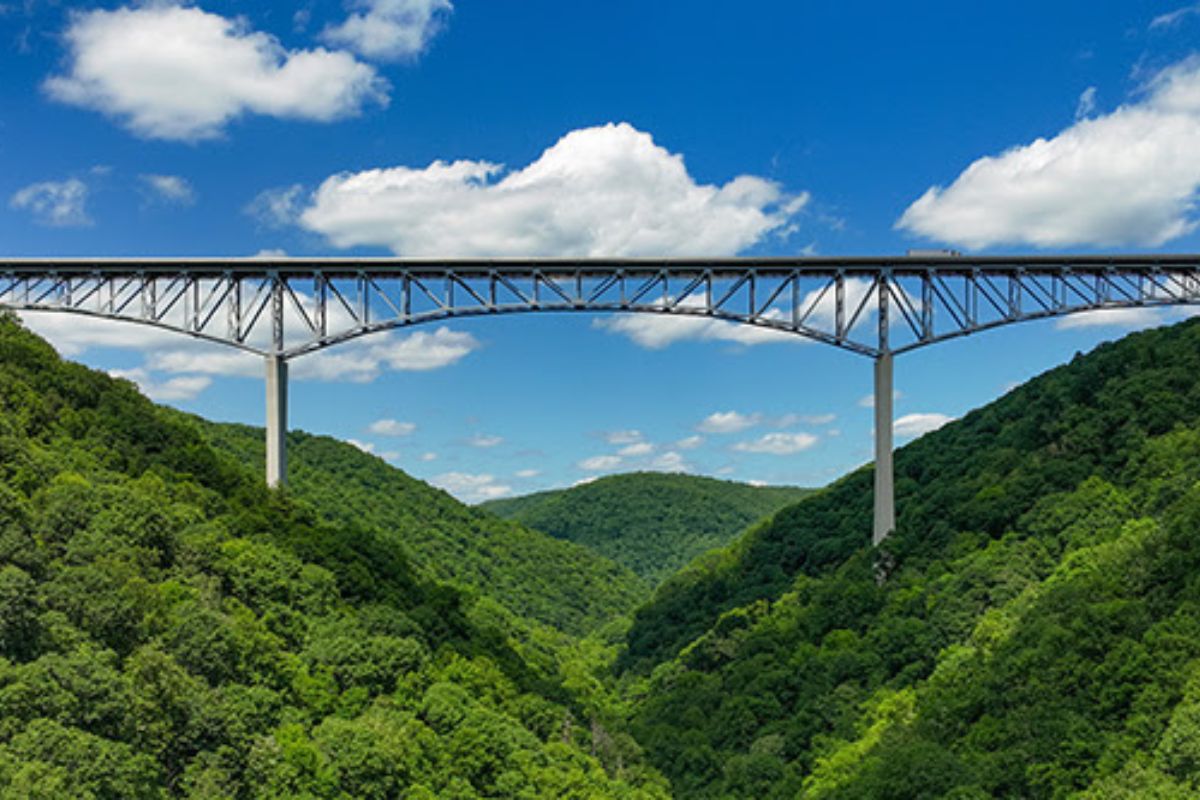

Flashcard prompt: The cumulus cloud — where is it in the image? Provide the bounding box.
[108,368,211,402]
[618,442,654,457]
[45,5,387,141]
[368,418,416,436]
[594,310,799,349]
[897,57,1200,249]
[578,454,622,471]
[732,432,818,455]
[323,0,452,61]
[10,178,90,227]
[299,122,807,256]
[20,311,479,389]
[697,411,762,434]
[515,469,540,479]
[675,435,705,450]
[894,413,954,438]
[140,174,194,205]
[431,471,511,503]
[649,451,689,472]
[594,276,875,351]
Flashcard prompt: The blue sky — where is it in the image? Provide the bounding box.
[4,0,1200,501]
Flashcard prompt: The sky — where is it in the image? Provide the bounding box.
[4,0,1200,502]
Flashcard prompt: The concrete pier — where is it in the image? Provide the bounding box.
[265,355,288,488]
[873,352,894,545]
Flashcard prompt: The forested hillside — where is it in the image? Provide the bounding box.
[620,317,1200,798]
[203,424,648,637]
[0,313,668,798]
[482,473,811,585]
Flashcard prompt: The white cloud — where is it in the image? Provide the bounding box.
[618,442,654,457]
[20,311,479,385]
[594,276,875,351]
[140,174,194,205]
[299,122,807,256]
[604,429,643,445]
[649,451,689,472]
[420,451,438,462]
[675,435,705,450]
[747,479,768,487]
[45,5,387,141]
[1150,3,1200,29]
[897,57,1200,248]
[1075,86,1097,120]
[466,433,503,448]
[578,454,622,471]
[431,471,511,503]
[515,468,540,479]
[10,178,90,227]
[697,411,762,434]
[894,413,954,438]
[246,185,306,228]
[374,327,479,371]
[347,438,375,454]
[594,310,799,349]
[732,432,818,455]
[572,476,600,488]
[368,418,416,436]
[323,0,452,61]
[108,368,211,401]
[1055,307,1170,330]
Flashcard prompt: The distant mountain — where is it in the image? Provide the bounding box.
[621,317,1200,798]
[481,472,812,586]
[202,425,649,637]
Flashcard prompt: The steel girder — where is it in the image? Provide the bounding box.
[2,256,1200,359]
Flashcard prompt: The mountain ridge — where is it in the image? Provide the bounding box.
[482,472,812,586]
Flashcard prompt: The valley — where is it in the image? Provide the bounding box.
[3,310,1200,798]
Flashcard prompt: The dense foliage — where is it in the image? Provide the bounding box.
[203,424,648,636]
[0,313,668,799]
[621,318,1200,797]
[482,473,811,586]
[619,321,1200,674]
[11,305,1200,799]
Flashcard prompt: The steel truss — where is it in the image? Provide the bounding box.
[4,254,1199,543]
[3,256,1199,359]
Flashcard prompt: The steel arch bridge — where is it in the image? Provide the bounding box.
[5,254,1200,545]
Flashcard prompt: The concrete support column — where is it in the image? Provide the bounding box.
[265,355,288,488]
[873,351,895,545]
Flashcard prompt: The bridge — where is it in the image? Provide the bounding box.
[4,253,1200,546]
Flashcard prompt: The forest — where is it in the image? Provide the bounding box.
[4,308,1200,798]
[481,473,810,585]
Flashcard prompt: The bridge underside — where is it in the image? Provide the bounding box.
[6,254,1200,545]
